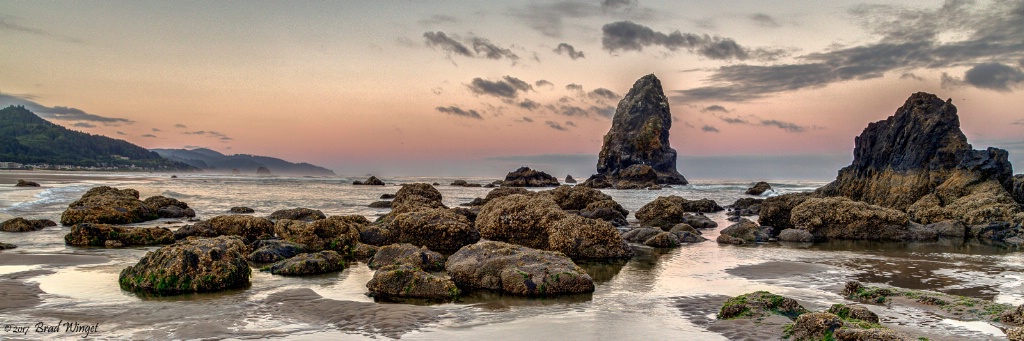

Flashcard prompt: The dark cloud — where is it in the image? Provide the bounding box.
[535,80,554,88]
[588,88,619,100]
[675,1,1024,102]
[546,103,614,118]
[602,0,636,11]
[174,124,187,129]
[554,43,585,60]
[519,99,541,111]
[564,121,577,127]
[72,122,96,128]
[115,131,126,135]
[701,105,729,113]
[940,72,964,89]
[0,18,82,43]
[720,116,749,124]
[182,130,233,140]
[467,76,532,98]
[963,63,1024,91]
[436,106,483,119]
[1013,119,1024,125]
[565,83,583,91]
[423,31,473,57]
[521,116,535,123]
[142,134,157,138]
[511,1,656,37]
[601,21,778,61]
[760,119,806,132]
[717,115,810,133]
[0,94,133,124]
[151,128,162,132]
[592,105,615,118]
[899,72,924,81]
[702,125,720,133]
[749,13,780,28]
[545,121,568,131]
[472,37,519,62]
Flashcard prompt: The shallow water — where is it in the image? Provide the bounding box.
[0,171,1020,340]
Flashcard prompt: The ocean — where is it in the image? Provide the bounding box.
[0,171,1021,340]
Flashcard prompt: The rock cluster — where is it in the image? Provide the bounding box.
[635,196,723,229]
[174,215,275,244]
[501,166,560,187]
[1,217,56,232]
[274,215,363,253]
[60,186,159,225]
[583,74,687,189]
[354,176,385,186]
[621,226,705,247]
[65,223,174,247]
[144,195,196,219]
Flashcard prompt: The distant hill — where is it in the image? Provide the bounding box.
[152,148,336,176]
[0,105,195,170]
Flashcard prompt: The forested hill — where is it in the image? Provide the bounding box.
[0,105,194,170]
[151,148,336,176]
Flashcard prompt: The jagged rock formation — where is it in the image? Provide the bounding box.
[816,92,1022,225]
[501,166,560,187]
[583,74,687,188]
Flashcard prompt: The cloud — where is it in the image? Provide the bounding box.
[546,103,614,118]
[519,99,541,110]
[601,21,778,61]
[151,128,162,132]
[423,31,473,57]
[535,80,554,88]
[142,134,157,138]
[565,83,583,91]
[899,72,924,81]
[511,1,656,37]
[545,121,568,131]
[472,37,519,62]
[420,14,459,26]
[115,131,126,135]
[591,105,615,118]
[675,1,1024,102]
[467,76,532,98]
[588,88,619,100]
[601,0,636,11]
[564,121,577,127]
[436,105,483,119]
[963,63,1024,91]
[0,93,133,124]
[182,130,233,140]
[554,43,585,60]
[760,119,806,132]
[701,105,729,113]
[1013,119,1024,125]
[702,125,720,133]
[720,116,749,124]
[521,116,534,123]
[174,124,187,128]
[72,122,96,128]
[717,115,811,132]
[749,13,780,28]
[424,31,519,63]
[0,18,82,43]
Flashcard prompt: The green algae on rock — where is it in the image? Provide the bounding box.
[119,236,251,296]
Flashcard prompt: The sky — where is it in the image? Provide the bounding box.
[1,0,1023,179]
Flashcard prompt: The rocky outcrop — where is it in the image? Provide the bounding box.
[15,179,40,187]
[816,92,1019,225]
[119,236,250,295]
[366,264,459,301]
[229,207,255,214]
[565,175,576,184]
[476,194,567,250]
[143,196,196,219]
[354,176,385,186]
[368,200,392,208]
[247,239,307,263]
[586,74,687,188]
[716,219,772,245]
[268,207,326,222]
[790,197,925,241]
[717,291,808,320]
[1013,174,1024,204]
[262,251,346,276]
[60,186,158,225]
[368,243,445,271]
[173,215,275,244]
[0,242,15,250]
[389,183,446,214]
[1,217,56,232]
[635,196,723,228]
[757,192,812,232]
[65,223,174,247]
[391,208,479,253]
[445,241,594,296]
[274,215,364,253]
[450,180,481,187]
[256,167,272,176]
[745,182,772,195]
[501,166,560,187]
[547,215,633,259]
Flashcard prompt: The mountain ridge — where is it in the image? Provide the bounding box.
[152,148,336,176]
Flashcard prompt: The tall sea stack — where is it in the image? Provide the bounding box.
[583,74,687,189]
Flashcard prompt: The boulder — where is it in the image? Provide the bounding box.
[789,312,843,341]
[643,232,681,247]
[564,175,576,184]
[547,215,633,260]
[578,207,628,227]
[717,291,809,320]
[60,186,158,225]
[778,229,814,242]
[390,183,446,214]
[391,208,479,252]
[481,186,531,204]
[247,239,307,263]
[368,243,445,271]
[174,215,275,244]
[15,179,40,187]
[791,197,915,241]
[274,215,364,253]
[729,198,763,217]
[621,227,663,244]
[745,181,772,195]
[476,194,567,250]
[352,243,379,260]
[355,176,385,186]
[262,251,345,276]
[669,223,700,235]
[358,225,399,246]
[368,201,392,208]
[1001,303,1024,325]
[716,219,772,245]
[450,180,481,187]
[143,196,196,219]
[267,207,326,222]
[907,179,1023,225]
[366,264,459,301]
[1013,174,1024,204]
[635,196,723,229]
[1011,327,1024,341]
[380,193,396,199]
[827,303,879,324]
[501,166,560,187]
[229,207,255,214]
[591,74,688,186]
[539,186,616,211]
[971,222,1024,247]
[680,213,718,229]
[445,241,594,296]
[0,242,15,250]
[757,192,813,232]
[580,174,613,189]
[118,236,250,295]
[1,217,56,232]
[926,220,967,239]
[65,223,174,247]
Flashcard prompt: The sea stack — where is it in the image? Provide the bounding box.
[816,92,1022,225]
[583,74,687,189]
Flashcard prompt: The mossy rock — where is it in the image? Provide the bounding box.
[717,291,809,320]
[368,243,445,271]
[60,186,159,225]
[262,251,345,276]
[366,264,459,301]
[119,236,251,296]
[65,223,174,247]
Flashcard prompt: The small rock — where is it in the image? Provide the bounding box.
[247,239,307,263]
[366,264,459,301]
[1,217,56,232]
[263,251,345,276]
[368,243,445,271]
[501,166,560,187]
[368,201,392,208]
[778,229,815,242]
[0,242,18,250]
[745,181,772,195]
[15,179,40,187]
[790,312,843,341]
[354,176,385,186]
[229,207,255,214]
[268,207,326,222]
